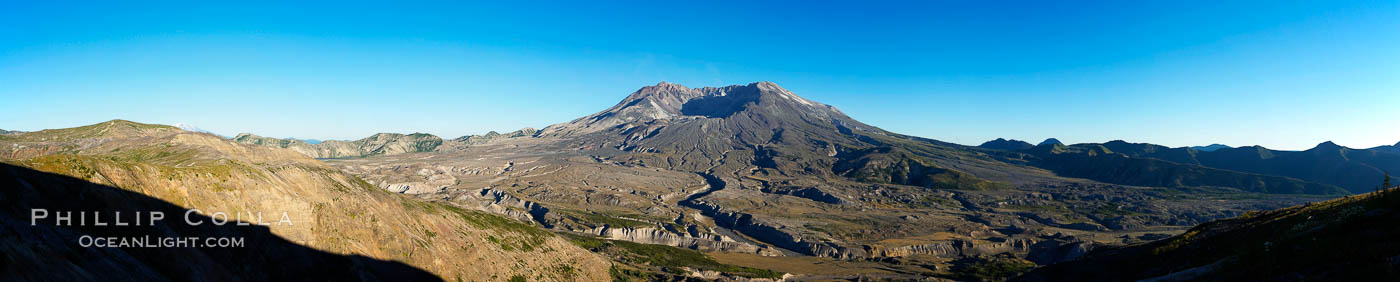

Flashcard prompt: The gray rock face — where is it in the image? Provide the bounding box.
[383,183,447,194]
[583,226,776,255]
[440,187,552,223]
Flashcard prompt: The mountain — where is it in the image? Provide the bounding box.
[232,132,443,159]
[538,81,885,161]
[0,120,611,280]
[1369,141,1400,153]
[535,81,1028,194]
[1190,144,1231,152]
[171,122,214,135]
[324,82,1328,280]
[1015,143,1346,195]
[1037,138,1063,146]
[1098,140,1202,164]
[448,128,538,145]
[1018,186,1400,281]
[1196,141,1400,193]
[979,138,1035,151]
[1008,140,1400,194]
[232,128,542,159]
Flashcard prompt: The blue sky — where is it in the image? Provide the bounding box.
[2,1,1397,150]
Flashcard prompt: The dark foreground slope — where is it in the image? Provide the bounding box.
[1017,185,1400,281]
[0,163,438,281]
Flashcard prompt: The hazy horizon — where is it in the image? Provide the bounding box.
[3,1,1397,150]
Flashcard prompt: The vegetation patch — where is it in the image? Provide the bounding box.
[562,233,783,279]
[441,204,547,251]
[556,209,655,229]
[942,255,1037,281]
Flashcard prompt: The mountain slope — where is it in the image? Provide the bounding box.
[233,128,539,159]
[232,132,443,159]
[979,138,1035,151]
[1,120,610,281]
[1017,184,1400,281]
[1199,141,1400,194]
[1010,143,1347,195]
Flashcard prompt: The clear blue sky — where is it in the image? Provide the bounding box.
[2,1,1397,150]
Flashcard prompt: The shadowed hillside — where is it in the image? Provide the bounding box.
[1016,178,1400,281]
[977,141,1351,195]
[0,162,439,281]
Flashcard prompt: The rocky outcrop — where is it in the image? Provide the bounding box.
[375,168,458,194]
[872,238,1037,257]
[758,186,845,205]
[440,187,552,224]
[583,226,774,255]
[1025,236,1096,265]
[442,186,781,255]
[383,183,447,194]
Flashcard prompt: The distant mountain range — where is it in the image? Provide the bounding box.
[231,128,537,159]
[1190,144,1232,152]
[171,122,213,134]
[231,132,444,159]
[979,139,1400,194]
[979,138,1035,151]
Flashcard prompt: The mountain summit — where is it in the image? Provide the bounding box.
[1038,138,1064,146]
[538,81,876,138]
[980,138,1035,150]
